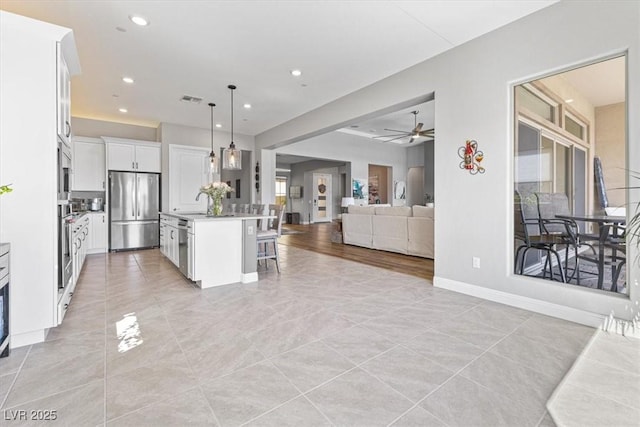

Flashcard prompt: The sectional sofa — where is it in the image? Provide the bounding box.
[342,205,434,258]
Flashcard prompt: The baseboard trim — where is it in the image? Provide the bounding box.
[433,276,605,327]
[10,329,46,348]
[242,272,259,284]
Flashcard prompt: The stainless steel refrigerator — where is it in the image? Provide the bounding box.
[109,171,160,251]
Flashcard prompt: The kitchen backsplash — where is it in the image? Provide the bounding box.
[72,190,105,199]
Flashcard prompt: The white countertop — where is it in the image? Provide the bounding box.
[160,212,273,221]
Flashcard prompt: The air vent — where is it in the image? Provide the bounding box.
[180,95,203,104]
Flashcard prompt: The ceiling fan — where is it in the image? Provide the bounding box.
[374,110,434,143]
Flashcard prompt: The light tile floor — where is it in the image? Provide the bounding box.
[0,246,596,426]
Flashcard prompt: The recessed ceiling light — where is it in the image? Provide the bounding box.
[122,77,134,84]
[119,108,128,113]
[129,15,149,26]
[243,103,251,109]
[290,69,302,77]
[215,124,222,128]
[565,98,574,103]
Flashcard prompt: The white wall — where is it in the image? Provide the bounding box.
[275,131,408,204]
[72,117,157,142]
[255,1,640,325]
[288,160,345,222]
[158,122,255,212]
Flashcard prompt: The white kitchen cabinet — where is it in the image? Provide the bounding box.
[135,145,162,173]
[87,212,107,254]
[159,221,166,257]
[72,214,90,285]
[56,42,71,147]
[72,137,105,191]
[160,214,179,266]
[105,138,161,173]
[0,11,80,346]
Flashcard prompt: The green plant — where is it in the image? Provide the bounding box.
[0,184,13,195]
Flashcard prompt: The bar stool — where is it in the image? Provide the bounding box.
[257,205,284,273]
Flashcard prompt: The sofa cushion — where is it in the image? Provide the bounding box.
[412,205,434,219]
[342,214,373,248]
[348,205,376,215]
[375,206,412,217]
[408,216,434,259]
[372,215,408,254]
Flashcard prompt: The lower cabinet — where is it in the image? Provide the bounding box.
[87,212,107,254]
[160,214,179,266]
[72,215,90,285]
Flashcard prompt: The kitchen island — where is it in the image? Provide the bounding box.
[160,212,271,289]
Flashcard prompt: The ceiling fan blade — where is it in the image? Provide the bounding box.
[409,136,415,143]
[383,128,409,133]
[383,135,410,142]
[372,133,408,139]
[413,123,424,133]
[419,128,434,137]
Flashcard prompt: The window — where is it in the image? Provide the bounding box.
[564,113,586,141]
[513,55,627,295]
[516,85,557,123]
[275,177,287,206]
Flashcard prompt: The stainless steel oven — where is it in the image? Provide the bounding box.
[57,141,72,201]
[58,203,73,290]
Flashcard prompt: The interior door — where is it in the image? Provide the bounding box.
[169,145,209,212]
[312,173,332,223]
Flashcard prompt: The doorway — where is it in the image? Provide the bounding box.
[368,164,391,204]
[312,173,332,222]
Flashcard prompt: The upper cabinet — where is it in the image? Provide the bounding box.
[104,137,161,173]
[56,42,71,147]
[72,137,105,191]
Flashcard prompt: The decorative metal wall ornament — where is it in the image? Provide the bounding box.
[458,140,485,175]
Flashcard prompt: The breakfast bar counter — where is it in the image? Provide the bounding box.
[159,212,272,289]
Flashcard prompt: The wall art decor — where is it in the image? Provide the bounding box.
[368,175,380,204]
[352,178,368,201]
[458,139,485,175]
[394,181,406,200]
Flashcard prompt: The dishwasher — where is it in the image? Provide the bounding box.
[177,219,194,280]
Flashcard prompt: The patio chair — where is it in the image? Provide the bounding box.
[515,190,569,282]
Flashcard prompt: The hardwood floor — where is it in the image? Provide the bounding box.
[280,221,434,280]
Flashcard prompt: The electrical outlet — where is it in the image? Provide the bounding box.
[472,257,481,269]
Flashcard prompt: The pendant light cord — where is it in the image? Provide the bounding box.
[230,87,234,146]
[209,103,215,154]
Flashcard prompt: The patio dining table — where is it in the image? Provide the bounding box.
[556,213,626,289]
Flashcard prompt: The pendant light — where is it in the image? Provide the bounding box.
[223,84,242,170]
[208,102,219,176]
